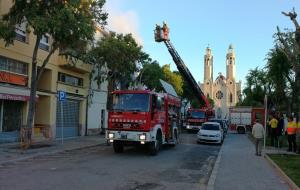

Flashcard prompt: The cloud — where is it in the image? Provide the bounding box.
[105,0,143,46]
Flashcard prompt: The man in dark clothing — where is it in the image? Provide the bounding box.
[277,114,284,148]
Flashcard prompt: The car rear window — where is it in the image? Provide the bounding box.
[201,124,220,130]
[209,120,224,128]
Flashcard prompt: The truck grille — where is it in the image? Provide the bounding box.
[111,122,140,129]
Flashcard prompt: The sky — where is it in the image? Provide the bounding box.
[104,0,299,87]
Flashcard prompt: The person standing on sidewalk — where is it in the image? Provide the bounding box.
[297,120,300,154]
[252,119,264,156]
[286,116,297,152]
[276,113,284,148]
[269,115,278,147]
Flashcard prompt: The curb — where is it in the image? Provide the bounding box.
[0,141,106,166]
[206,143,224,190]
[265,154,300,190]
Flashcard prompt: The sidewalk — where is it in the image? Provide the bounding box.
[0,135,107,165]
[210,132,290,190]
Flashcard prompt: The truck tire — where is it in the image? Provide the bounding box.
[113,141,124,153]
[149,131,162,156]
[170,129,178,147]
[237,127,245,134]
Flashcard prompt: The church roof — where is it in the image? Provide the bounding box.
[215,73,225,81]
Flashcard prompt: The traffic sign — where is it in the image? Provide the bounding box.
[58,90,66,102]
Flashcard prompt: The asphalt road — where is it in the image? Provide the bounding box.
[0,131,220,190]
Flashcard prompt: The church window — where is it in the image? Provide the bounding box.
[207,93,209,98]
[216,91,223,100]
[230,93,233,103]
[206,82,209,85]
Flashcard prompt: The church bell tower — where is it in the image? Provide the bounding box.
[226,44,236,81]
[204,46,213,82]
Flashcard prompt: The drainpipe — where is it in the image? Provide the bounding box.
[85,74,92,136]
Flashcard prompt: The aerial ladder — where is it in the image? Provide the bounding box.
[154,22,212,111]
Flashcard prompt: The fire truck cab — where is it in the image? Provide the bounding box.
[186,108,214,132]
[106,90,181,155]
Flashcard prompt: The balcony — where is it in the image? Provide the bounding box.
[57,56,92,74]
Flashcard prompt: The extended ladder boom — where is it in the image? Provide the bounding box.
[164,41,210,108]
[154,23,210,108]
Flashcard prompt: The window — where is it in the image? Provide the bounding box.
[39,35,50,51]
[111,93,150,112]
[0,56,28,75]
[15,22,27,42]
[58,72,83,87]
[216,91,223,100]
[229,93,233,103]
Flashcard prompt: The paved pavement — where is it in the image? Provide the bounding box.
[0,133,219,190]
[0,135,107,165]
[212,132,290,190]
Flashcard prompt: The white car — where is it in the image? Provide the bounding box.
[197,122,224,145]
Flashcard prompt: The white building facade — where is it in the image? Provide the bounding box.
[200,45,241,119]
[87,28,109,135]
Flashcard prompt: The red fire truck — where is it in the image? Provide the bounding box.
[106,89,181,155]
[186,108,215,132]
[229,107,265,134]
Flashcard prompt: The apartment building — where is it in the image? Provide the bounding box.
[0,1,92,142]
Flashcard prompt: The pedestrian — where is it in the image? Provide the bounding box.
[269,115,278,147]
[286,116,297,152]
[252,119,264,156]
[297,120,300,154]
[276,113,284,148]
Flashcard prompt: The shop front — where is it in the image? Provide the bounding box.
[0,91,29,143]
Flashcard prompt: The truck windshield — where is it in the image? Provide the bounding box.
[112,93,150,112]
[188,111,205,119]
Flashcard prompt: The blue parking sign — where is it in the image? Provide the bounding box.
[58,90,66,102]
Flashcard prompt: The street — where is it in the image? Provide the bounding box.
[0,132,220,190]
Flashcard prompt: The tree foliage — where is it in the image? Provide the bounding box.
[265,47,293,112]
[139,61,164,91]
[239,67,268,107]
[162,64,183,96]
[90,32,150,89]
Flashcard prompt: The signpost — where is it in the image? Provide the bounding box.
[263,95,267,157]
[58,90,66,144]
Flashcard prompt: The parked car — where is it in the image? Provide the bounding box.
[208,118,228,135]
[197,122,224,145]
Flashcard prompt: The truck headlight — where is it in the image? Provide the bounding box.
[108,133,114,139]
[186,125,190,129]
[139,134,146,140]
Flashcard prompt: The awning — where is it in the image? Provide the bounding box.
[0,93,29,101]
[0,85,38,101]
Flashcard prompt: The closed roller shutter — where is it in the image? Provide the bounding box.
[56,99,80,138]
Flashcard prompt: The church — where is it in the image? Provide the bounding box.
[199,45,242,119]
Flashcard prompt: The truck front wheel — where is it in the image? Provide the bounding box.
[149,132,162,155]
[113,141,124,153]
[237,127,245,134]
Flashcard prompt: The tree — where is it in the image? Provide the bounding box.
[266,48,293,112]
[89,32,150,108]
[278,8,300,120]
[162,64,183,96]
[240,67,269,107]
[139,61,164,91]
[0,0,107,147]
